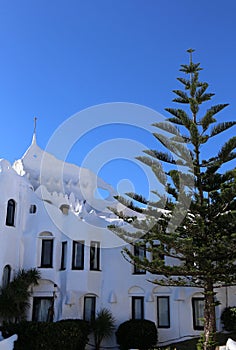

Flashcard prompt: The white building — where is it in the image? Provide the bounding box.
[0,133,235,347]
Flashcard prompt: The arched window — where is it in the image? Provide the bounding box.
[2,265,11,288]
[6,199,16,226]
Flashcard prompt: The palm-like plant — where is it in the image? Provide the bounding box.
[0,268,40,323]
[91,308,116,350]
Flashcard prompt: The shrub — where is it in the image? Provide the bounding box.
[0,319,90,350]
[91,308,116,350]
[221,307,236,331]
[116,319,157,350]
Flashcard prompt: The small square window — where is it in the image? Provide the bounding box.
[60,205,69,215]
[30,204,37,214]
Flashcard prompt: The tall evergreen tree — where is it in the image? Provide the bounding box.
[110,50,236,350]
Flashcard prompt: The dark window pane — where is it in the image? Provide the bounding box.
[90,241,100,270]
[192,298,204,330]
[157,296,170,328]
[72,241,84,270]
[29,204,37,214]
[41,240,53,268]
[132,296,144,319]
[32,297,54,322]
[61,241,67,270]
[84,296,96,322]
[2,265,11,288]
[6,199,16,226]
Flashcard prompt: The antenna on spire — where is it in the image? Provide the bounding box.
[34,116,37,135]
[32,116,37,144]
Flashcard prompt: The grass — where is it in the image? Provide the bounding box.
[157,332,236,349]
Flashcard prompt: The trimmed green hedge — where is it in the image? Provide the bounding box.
[221,307,236,331]
[116,319,158,350]
[0,319,90,350]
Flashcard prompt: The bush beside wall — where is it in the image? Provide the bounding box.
[0,319,90,350]
[116,319,158,350]
[221,307,236,331]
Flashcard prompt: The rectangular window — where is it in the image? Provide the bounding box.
[134,245,146,274]
[6,199,16,226]
[84,296,96,322]
[60,241,67,270]
[41,240,53,268]
[90,241,100,270]
[32,297,54,322]
[132,296,144,319]
[192,297,204,330]
[157,296,170,328]
[72,241,84,270]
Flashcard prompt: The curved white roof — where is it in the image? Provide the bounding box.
[13,135,118,216]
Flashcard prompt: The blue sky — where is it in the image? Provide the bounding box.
[0,0,235,199]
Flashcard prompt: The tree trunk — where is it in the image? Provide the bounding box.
[203,281,216,350]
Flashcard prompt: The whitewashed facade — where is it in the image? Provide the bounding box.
[0,134,235,347]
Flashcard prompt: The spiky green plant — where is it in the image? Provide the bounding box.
[0,268,41,323]
[91,308,116,350]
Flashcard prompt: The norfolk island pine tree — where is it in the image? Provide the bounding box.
[109,50,236,350]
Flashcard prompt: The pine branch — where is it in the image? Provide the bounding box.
[113,195,143,213]
[171,135,191,143]
[125,192,148,205]
[153,133,193,164]
[165,108,192,129]
[136,155,166,184]
[176,77,190,89]
[218,136,236,163]
[200,104,229,131]
[179,62,202,73]
[172,90,189,103]
[197,92,215,103]
[152,121,180,136]
[143,150,177,164]
[167,117,183,125]
[209,121,236,138]
[195,82,209,102]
